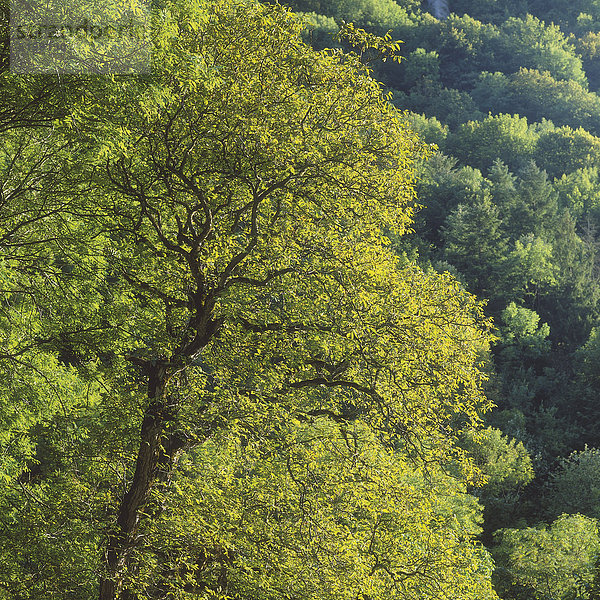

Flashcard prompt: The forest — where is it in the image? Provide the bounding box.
[1,0,600,598]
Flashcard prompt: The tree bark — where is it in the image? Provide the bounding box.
[98,362,169,600]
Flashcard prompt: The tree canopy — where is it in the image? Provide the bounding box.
[0,0,498,598]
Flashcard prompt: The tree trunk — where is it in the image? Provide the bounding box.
[98,362,169,600]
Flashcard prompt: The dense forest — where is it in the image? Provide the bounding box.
[1,0,600,598]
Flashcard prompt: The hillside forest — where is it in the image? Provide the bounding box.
[2,0,600,598]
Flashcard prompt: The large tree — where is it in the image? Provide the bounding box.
[0,1,497,598]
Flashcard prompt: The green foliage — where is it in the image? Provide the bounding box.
[399,47,441,88]
[545,448,600,519]
[134,421,498,599]
[443,192,508,298]
[298,12,341,49]
[535,127,600,179]
[498,303,550,355]
[578,31,600,89]
[10,0,600,594]
[336,22,404,63]
[449,0,529,25]
[0,0,500,598]
[506,161,558,238]
[487,159,517,206]
[462,427,534,495]
[413,152,486,245]
[310,2,600,586]
[285,0,415,30]
[447,114,537,173]
[461,426,534,535]
[554,167,600,220]
[541,210,600,345]
[577,328,600,391]
[396,81,485,128]
[499,15,587,85]
[404,111,448,148]
[437,15,500,87]
[504,235,557,301]
[432,13,586,89]
[493,514,600,600]
[529,0,600,33]
[474,68,600,136]
[471,71,513,112]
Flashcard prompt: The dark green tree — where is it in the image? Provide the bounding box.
[443,191,508,299]
[505,161,557,239]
